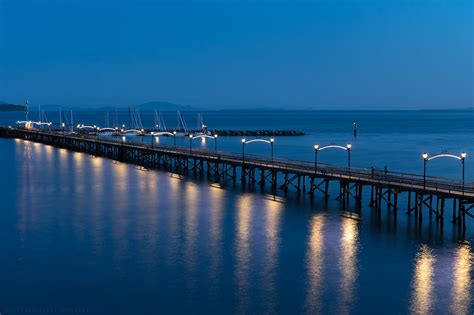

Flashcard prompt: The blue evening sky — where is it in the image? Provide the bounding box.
[0,0,472,109]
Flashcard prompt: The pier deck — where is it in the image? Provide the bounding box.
[1,127,473,233]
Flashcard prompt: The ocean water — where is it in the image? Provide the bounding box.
[0,110,472,314]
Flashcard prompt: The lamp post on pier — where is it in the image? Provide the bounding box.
[214,134,218,153]
[315,143,352,171]
[189,134,193,154]
[173,131,177,146]
[422,151,467,193]
[313,144,319,173]
[242,138,246,165]
[241,138,275,165]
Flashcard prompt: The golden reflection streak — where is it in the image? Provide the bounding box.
[304,214,326,314]
[166,175,181,265]
[450,244,472,315]
[110,162,131,271]
[140,171,160,271]
[235,194,253,313]
[208,186,224,292]
[409,244,436,315]
[338,218,359,314]
[89,157,105,255]
[262,199,283,313]
[184,182,199,291]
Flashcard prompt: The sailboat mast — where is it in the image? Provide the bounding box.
[25,100,29,121]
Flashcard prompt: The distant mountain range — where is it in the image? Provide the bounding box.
[4,101,195,111]
[0,102,26,111]
[1,100,472,111]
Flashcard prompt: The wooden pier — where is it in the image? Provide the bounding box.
[2,127,473,233]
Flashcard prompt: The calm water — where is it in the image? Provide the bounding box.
[0,110,472,314]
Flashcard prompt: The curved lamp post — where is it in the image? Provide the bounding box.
[422,151,467,193]
[152,131,177,146]
[314,143,352,172]
[241,138,275,164]
[190,134,219,153]
[189,134,193,153]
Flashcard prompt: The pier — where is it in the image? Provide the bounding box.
[2,127,473,234]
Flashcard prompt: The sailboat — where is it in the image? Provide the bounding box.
[175,111,189,136]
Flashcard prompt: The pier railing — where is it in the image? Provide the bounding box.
[5,127,474,198]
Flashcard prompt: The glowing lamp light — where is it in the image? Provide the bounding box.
[346,143,352,149]
[122,136,126,141]
[314,144,319,150]
[214,134,218,138]
[61,123,65,128]
[173,131,177,135]
[270,138,274,143]
[141,129,144,132]
[461,152,467,159]
[242,138,246,143]
[150,132,154,135]
[93,125,96,128]
[189,134,193,138]
[422,152,429,160]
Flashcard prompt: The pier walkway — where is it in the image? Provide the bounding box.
[1,127,473,232]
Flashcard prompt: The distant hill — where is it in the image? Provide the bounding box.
[0,103,26,111]
[136,101,193,111]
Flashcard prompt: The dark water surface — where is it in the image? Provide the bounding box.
[0,110,472,314]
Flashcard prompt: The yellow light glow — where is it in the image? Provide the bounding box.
[410,244,435,315]
[304,214,326,312]
[450,244,472,314]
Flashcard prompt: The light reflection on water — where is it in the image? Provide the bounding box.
[451,244,472,315]
[304,214,326,314]
[261,198,283,313]
[410,244,436,315]
[4,139,474,314]
[235,194,253,314]
[338,218,359,314]
[207,186,224,296]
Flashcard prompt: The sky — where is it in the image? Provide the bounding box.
[0,0,472,109]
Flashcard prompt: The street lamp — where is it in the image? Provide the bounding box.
[150,132,154,149]
[347,143,352,169]
[461,152,467,195]
[422,152,429,190]
[316,143,352,170]
[189,134,193,153]
[242,138,246,164]
[61,122,65,136]
[214,134,218,153]
[173,131,177,146]
[314,144,319,173]
[422,151,467,193]
[270,138,274,162]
